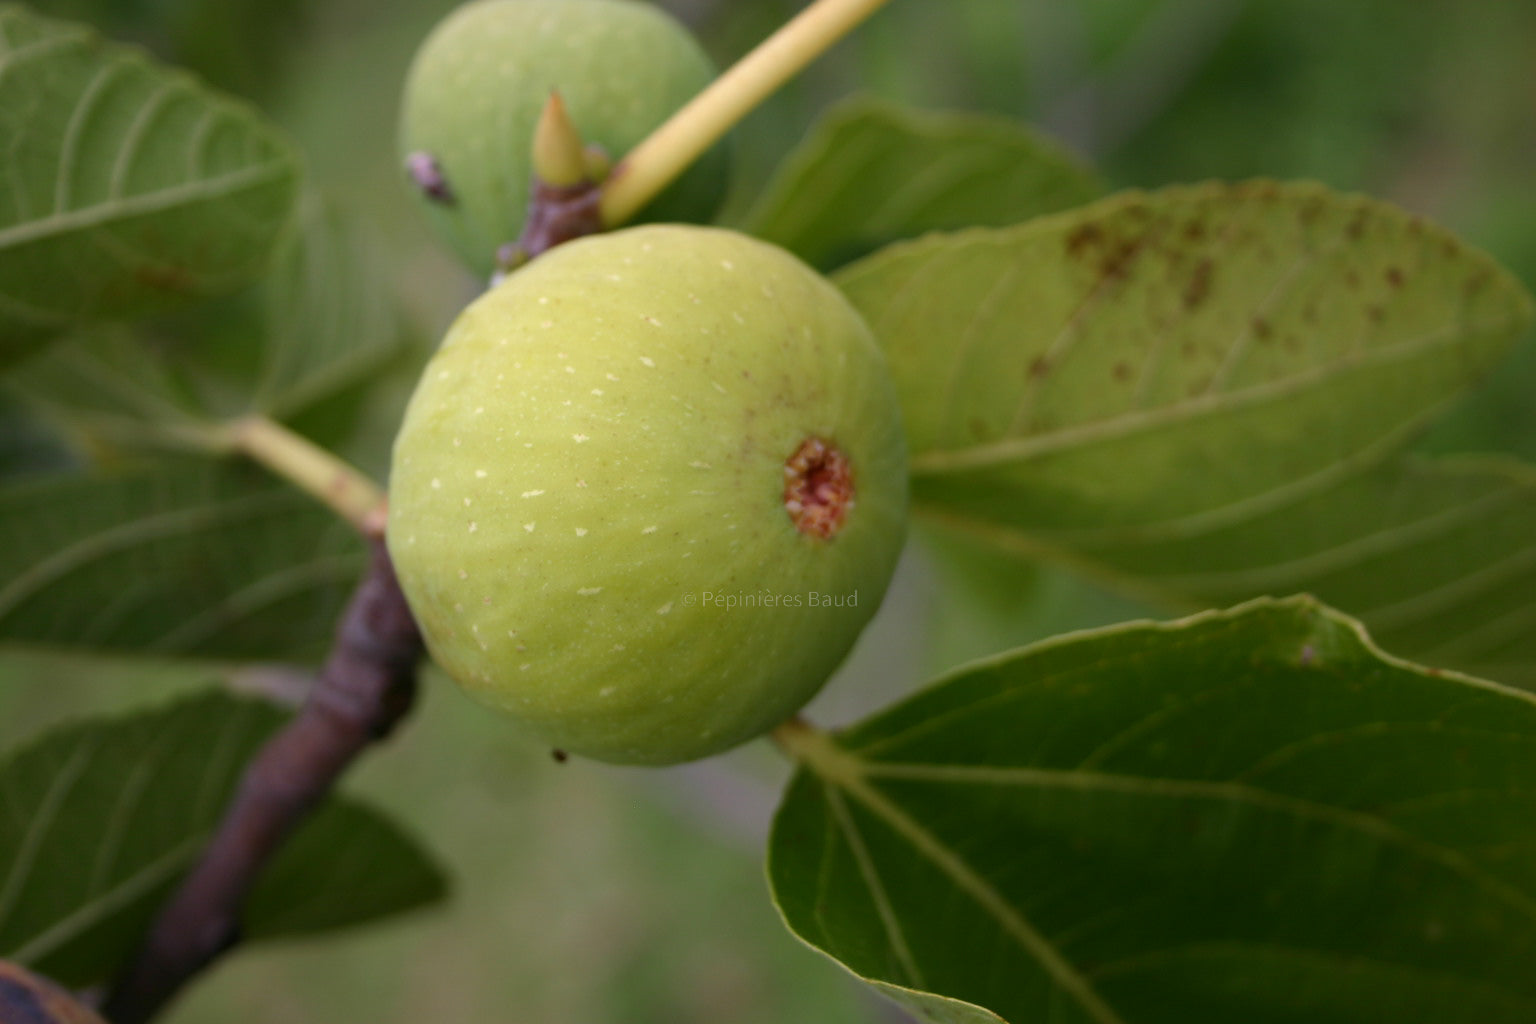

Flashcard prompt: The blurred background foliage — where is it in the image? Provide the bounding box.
[3,0,1534,1021]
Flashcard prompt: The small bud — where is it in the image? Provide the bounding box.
[532,91,588,188]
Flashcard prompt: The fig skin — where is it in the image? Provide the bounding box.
[388,225,908,765]
[399,0,729,277]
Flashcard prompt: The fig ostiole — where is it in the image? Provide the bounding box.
[399,0,729,277]
[387,225,908,765]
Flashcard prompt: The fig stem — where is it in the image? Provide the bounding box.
[770,714,835,763]
[599,0,894,226]
[229,415,387,538]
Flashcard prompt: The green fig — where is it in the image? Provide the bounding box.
[399,0,729,277]
[387,225,908,764]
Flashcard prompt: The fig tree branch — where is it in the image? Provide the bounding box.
[101,537,423,1024]
[599,0,894,226]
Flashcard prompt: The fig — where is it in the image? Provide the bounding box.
[387,225,908,764]
[399,0,729,277]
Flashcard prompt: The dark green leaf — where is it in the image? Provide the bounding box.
[769,597,1536,1024]
[0,5,301,366]
[838,181,1536,683]
[746,96,1102,270]
[0,460,363,661]
[246,799,448,942]
[0,689,446,986]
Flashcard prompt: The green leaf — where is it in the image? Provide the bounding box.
[0,689,447,987]
[745,96,1103,270]
[246,799,448,942]
[0,460,363,661]
[3,195,403,452]
[769,597,1536,1024]
[838,181,1536,681]
[1022,453,1536,688]
[0,5,301,367]
[917,522,1152,678]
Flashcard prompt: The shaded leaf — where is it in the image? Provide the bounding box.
[746,96,1102,270]
[0,459,363,661]
[0,5,301,366]
[838,181,1535,682]
[3,195,403,453]
[246,799,448,942]
[982,453,1536,688]
[0,689,446,986]
[916,522,1151,678]
[769,597,1536,1024]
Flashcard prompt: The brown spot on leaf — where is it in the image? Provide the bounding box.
[1028,356,1051,379]
[1099,239,1143,282]
[134,263,196,293]
[1252,317,1272,341]
[1112,361,1132,382]
[1066,224,1103,258]
[968,417,991,440]
[1182,220,1207,242]
[1385,267,1404,288]
[1367,305,1384,324]
[1183,258,1213,310]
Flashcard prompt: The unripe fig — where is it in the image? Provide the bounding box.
[388,225,907,764]
[399,0,729,277]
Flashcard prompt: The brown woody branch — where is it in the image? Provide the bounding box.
[498,177,605,277]
[101,172,606,1024]
[102,537,423,1024]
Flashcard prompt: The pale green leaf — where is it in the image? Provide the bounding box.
[837,181,1535,682]
[0,690,446,986]
[746,96,1102,270]
[0,460,363,660]
[770,597,1536,1024]
[0,5,300,366]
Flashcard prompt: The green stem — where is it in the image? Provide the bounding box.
[230,415,387,538]
[599,0,895,227]
[771,714,849,771]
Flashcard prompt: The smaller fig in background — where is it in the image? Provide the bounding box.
[398,0,730,277]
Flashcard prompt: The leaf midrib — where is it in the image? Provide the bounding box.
[0,160,290,252]
[809,746,1129,1024]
